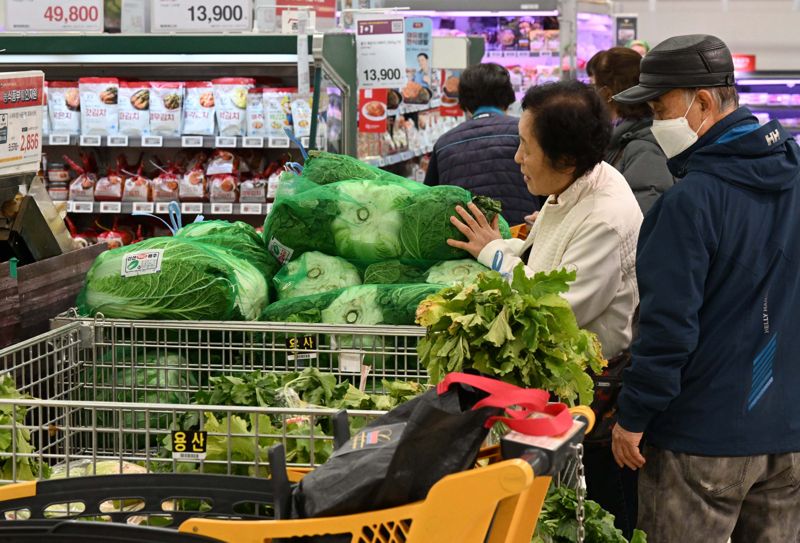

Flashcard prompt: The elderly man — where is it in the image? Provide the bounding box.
[611,34,800,542]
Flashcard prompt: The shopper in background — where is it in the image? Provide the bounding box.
[612,34,800,542]
[424,62,541,226]
[627,39,650,56]
[588,47,674,214]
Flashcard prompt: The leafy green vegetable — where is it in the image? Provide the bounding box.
[0,374,48,482]
[399,186,512,261]
[416,266,605,406]
[200,244,269,320]
[533,486,647,543]
[77,237,239,320]
[363,260,428,285]
[300,150,409,186]
[425,259,488,286]
[262,283,442,326]
[273,251,362,300]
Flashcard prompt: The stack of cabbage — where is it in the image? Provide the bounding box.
[261,152,513,325]
[77,221,269,321]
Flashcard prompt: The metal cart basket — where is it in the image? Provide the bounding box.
[0,315,428,484]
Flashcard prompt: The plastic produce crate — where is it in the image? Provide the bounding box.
[0,316,428,484]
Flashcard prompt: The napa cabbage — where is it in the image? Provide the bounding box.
[273,251,362,300]
[426,259,488,286]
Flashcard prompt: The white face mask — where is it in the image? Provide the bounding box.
[651,94,708,159]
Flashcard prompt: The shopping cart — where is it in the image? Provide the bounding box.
[0,405,594,543]
[0,316,427,484]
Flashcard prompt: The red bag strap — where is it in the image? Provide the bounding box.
[437,372,573,437]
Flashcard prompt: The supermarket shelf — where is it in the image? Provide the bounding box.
[484,50,558,59]
[62,201,273,216]
[45,134,323,150]
[394,99,442,115]
[364,145,433,167]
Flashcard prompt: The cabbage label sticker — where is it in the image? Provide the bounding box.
[268,237,294,264]
[122,249,165,277]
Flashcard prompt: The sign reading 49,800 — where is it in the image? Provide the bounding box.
[5,0,103,32]
[151,0,252,33]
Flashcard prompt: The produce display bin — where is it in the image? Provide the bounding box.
[0,317,429,484]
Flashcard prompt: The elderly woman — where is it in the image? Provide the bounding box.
[448,80,643,536]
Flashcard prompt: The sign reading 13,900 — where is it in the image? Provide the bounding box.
[151,0,252,33]
[355,13,406,90]
[5,0,104,32]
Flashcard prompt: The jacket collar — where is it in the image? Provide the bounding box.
[546,162,603,209]
[667,107,757,178]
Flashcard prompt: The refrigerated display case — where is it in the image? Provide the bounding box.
[737,73,800,143]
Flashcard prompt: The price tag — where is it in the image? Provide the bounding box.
[242,137,264,148]
[132,202,155,214]
[155,202,172,214]
[182,202,204,215]
[6,0,104,32]
[265,203,273,215]
[142,135,163,147]
[66,201,74,212]
[240,203,262,215]
[215,136,237,148]
[48,134,71,146]
[316,134,327,149]
[339,350,364,374]
[99,202,122,213]
[181,136,204,148]
[268,137,290,148]
[300,137,310,149]
[151,0,252,33]
[355,13,406,89]
[211,203,233,214]
[378,157,386,167]
[71,201,94,214]
[400,151,413,161]
[107,135,129,147]
[79,135,101,147]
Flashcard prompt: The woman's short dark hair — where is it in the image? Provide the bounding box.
[588,47,651,120]
[458,63,516,114]
[521,81,611,180]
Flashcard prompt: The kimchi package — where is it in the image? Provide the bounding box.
[79,77,119,136]
[118,81,150,136]
[150,82,184,137]
[213,78,254,137]
[183,81,216,136]
[48,81,81,135]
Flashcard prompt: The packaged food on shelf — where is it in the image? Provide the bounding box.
[209,174,238,203]
[264,87,293,138]
[96,218,133,250]
[122,163,152,202]
[65,153,98,202]
[213,77,254,137]
[118,81,150,136]
[206,149,238,176]
[183,81,216,136]
[94,156,126,201]
[47,161,70,201]
[149,81,184,137]
[291,94,313,138]
[180,152,208,202]
[153,162,182,202]
[247,87,267,137]
[48,81,81,135]
[79,77,120,136]
[42,81,49,136]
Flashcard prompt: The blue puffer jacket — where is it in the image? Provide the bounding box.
[424,110,541,226]
[618,107,800,456]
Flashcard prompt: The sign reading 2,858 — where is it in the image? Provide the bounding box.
[355,14,406,90]
[151,0,252,33]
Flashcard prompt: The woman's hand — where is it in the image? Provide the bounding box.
[447,203,501,259]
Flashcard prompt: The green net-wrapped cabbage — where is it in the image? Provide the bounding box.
[77,237,252,320]
[363,260,428,285]
[273,251,362,300]
[399,185,512,261]
[425,259,488,286]
[262,283,442,325]
[200,244,269,320]
[300,150,409,186]
[263,173,511,271]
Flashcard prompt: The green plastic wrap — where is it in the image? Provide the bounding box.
[273,251,362,300]
[263,176,511,270]
[300,150,409,186]
[363,260,428,285]
[425,259,488,286]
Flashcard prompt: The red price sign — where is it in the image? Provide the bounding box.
[6,0,104,32]
[19,133,40,153]
[0,71,45,176]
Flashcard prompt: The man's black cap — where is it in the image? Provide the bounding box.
[614,34,735,104]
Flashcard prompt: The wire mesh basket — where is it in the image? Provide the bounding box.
[0,315,429,484]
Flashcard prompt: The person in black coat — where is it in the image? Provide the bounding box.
[588,47,675,214]
[424,63,541,226]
